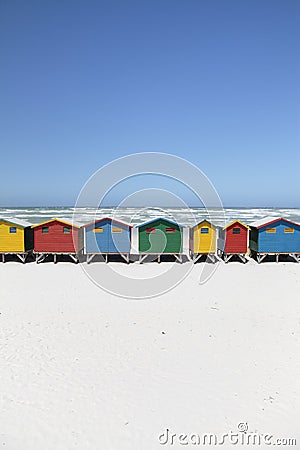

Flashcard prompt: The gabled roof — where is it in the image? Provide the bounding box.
[191,219,217,229]
[223,220,250,230]
[82,217,133,228]
[136,217,185,228]
[31,218,81,229]
[250,216,300,229]
[0,217,32,228]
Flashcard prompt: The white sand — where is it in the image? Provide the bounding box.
[0,260,300,449]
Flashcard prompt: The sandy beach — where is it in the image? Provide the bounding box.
[1,260,299,449]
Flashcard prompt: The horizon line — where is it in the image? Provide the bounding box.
[1,205,300,209]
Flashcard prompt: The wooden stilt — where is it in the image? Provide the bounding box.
[208,254,217,263]
[174,254,183,264]
[276,254,279,263]
[257,254,267,264]
[119,253,129,263]
[54,254,57,264]
[69,254,78,263]
[87,254,95,264]
[2,254,5,263]
[193,254,202,263]
[238,254,247,264]
[288,253,299,263]
[224,254,233,263]
[36,254,45,264]
[16,254,26,263]
[139,254,147,264]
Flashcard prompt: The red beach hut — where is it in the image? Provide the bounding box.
[32,218,81,263]
[219,220,250,263]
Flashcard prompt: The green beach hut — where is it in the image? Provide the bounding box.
[137,217,184,262]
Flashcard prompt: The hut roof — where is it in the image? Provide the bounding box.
[0,217,32,228]
[82,217,133,228]
[223,220,250,230]
[191,219,216,229]
[31,218,81,229]
[250,217,300,229]
[136,217,185,229]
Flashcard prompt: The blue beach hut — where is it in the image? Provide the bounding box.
[82,218,132,263]
[249,217,300,263]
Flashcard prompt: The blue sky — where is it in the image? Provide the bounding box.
[0,0,299,207]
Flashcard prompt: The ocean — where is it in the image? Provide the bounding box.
[1,207,300,226]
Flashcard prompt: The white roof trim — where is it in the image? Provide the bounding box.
[250,216,282,227]
[0,217,32,227]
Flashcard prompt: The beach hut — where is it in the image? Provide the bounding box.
[189,220,217,262]
[32,218,82,263]
[137,217,184,263]
[249,217,300,263]
[82,218,132,263]
[0,218,33,262]
[218,220,250,263]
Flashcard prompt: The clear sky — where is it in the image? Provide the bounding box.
[0,0,299,207]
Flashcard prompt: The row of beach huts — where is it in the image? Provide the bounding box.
[0,216,300,263]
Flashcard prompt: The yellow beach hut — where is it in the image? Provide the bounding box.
[0,218,33,262]
[190,220,217,262]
